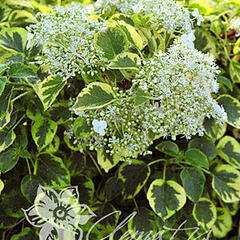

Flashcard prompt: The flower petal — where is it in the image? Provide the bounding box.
[39,223,58,240]
[99,120,107,129]
[75,204,96,225]
[22,204,46,227]
[35,185,59,220]
[59,186,79,202]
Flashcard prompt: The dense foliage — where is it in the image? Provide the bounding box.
[0,0,240,239]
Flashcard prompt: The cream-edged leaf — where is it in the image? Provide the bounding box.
[73,82,115,112]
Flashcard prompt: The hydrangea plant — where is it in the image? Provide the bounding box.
[26,0,229,162]
[0,0,240,239]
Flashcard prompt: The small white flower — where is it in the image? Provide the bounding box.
[181,31,195,49]
[192,9,204,26]
[132,1,144,14]
[92,119,107,136]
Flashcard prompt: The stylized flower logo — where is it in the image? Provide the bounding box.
[22,185,96,240]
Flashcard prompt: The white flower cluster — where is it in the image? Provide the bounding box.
[83,90,165,159]
[132,40,227,140]
[98,0,193,33]
[28,5,108,79]
[229,17,240,35]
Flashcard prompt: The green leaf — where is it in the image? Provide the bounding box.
[31,119,57,151]
[97,147,120,173]
[0,209,19,229]
[119,160,151,199]
[134,88,151,108]
[42,135,60,153]
[212,207,232,238]
[74,116,91,139]
[10,227,37,240]
[0,179,4,195]
[180,167,205,202]
[8,62,36,78]
[0,76,7,96]
[194,28,216,56]
[217,95,240,129]
[156,141,180,157]
[66,152,85,176]
[190,1,213,15]
[105,177,124,201]
[20,175,45,203]
[109,13,134,26]
[109,52,141,71]
[184,148,209,169]
[229,61,240,83]
[0,101,13,130]
[188,137,216,161]
[112,20,144,50]
[131,14,151,28]
[0,27,27,53]
[94,27,129,60]
[33,75,66,110]
[212,164,240,203]
[217,136,240,169]
[64,135,82,151]
[26,98,48,121]
[0,128,16,153]
[147,179,186,220]
[71,175,95,204]
[210,21,222,36]
[14,126,29,150]
[73,82,115,112]
[203,117,227,141]
[128,207,159,239]
[8,9,35,26]
[49,102,71,124]
[37,153,70,187]
[233,38,240,55]
[0,85,13,120]
[193,197,217,231]
[217,76,233,91]
[225,201,239,216]
[0,64,9,76]
[0,147,19,173]
[89,203,119,234]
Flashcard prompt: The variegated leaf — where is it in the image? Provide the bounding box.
[31,119,57,151]
[109,52,141,71]
[193,197,217,231]
[212,164,240,203]
[217,95,240,129]
[217,136,240,169]
[73,82,115,112]
[94,27,129,60]
[180,167,205,202]
[119,160,151,199]
[111,20,144,50]
[97,147,120,173]
[212,207,232,238]
[33,75,66,110]
[147,179,186,220]
[0,85,13,120]
[37,153,70,187]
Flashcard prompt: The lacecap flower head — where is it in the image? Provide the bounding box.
[28,4,107,80]
[132,40,227,140]
[98,0,193,33]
